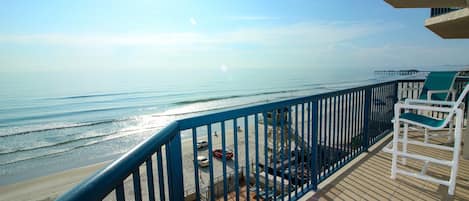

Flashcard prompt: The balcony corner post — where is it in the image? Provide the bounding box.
[166,123,185,201]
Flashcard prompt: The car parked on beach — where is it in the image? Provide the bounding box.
[212,149,234,160]
[197,140,208,149]
[195,156,209,167]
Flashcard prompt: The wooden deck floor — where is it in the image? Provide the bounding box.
[305,131,469,201]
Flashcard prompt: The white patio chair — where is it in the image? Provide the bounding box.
[388,83,469,195]
[400,71,458,143]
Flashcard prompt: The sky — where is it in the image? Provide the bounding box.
[1,0,469,73]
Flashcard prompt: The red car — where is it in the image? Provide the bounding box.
[212,149,234,160]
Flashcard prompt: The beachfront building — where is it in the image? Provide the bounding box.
[385,0,469,38]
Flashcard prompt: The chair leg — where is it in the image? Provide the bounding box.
[448,118,454,143]
[448,110,463,195]
[424,128,429,144]
[402,123,408,165]
[460,102,467,126]
[421,161,430,175]
[391,118,400,179]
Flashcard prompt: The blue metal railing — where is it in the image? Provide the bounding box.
[58,77,469,201]
[56,122,184,201]
[430,8,462,17]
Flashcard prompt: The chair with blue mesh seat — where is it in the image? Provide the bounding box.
[400,71,459,143]
[389,82,469,195]
[400,71,458,102]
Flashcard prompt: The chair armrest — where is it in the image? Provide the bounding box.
[404,98,456,107]
[395,102,453,113]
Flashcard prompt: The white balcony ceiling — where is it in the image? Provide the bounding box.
[385,0,467,8]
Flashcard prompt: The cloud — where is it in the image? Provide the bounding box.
[0,20,408,71]
[0,33,209,47]
[190,17,197,25]
[220,64,228,72]
[220,22,390,46]
[347,44,469,68]
[227,16,279,21]
[0,21,391,49]
[2,19,468,73]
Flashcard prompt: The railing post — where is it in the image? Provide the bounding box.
[393,81,399,105]
[166,131,185,201]
[362,88,372,152]
[310,99,319,190]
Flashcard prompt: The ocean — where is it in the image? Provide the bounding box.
[0,67,394,185]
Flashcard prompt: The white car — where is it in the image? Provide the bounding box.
[197,140,209,149]
[196,156,209,167]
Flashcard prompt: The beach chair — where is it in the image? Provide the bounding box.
[400,71,458,143]
[389,83,469,195]
[400,71,458,102]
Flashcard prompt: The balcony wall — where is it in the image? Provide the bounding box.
[426,8,469,39]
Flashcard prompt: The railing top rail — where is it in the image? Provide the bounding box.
[178,80,396,130]
[56,122,179,201]
[397,77,469,82]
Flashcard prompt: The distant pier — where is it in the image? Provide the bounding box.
[374,69,420,76]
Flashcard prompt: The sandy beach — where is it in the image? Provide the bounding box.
[0,161,109,201]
